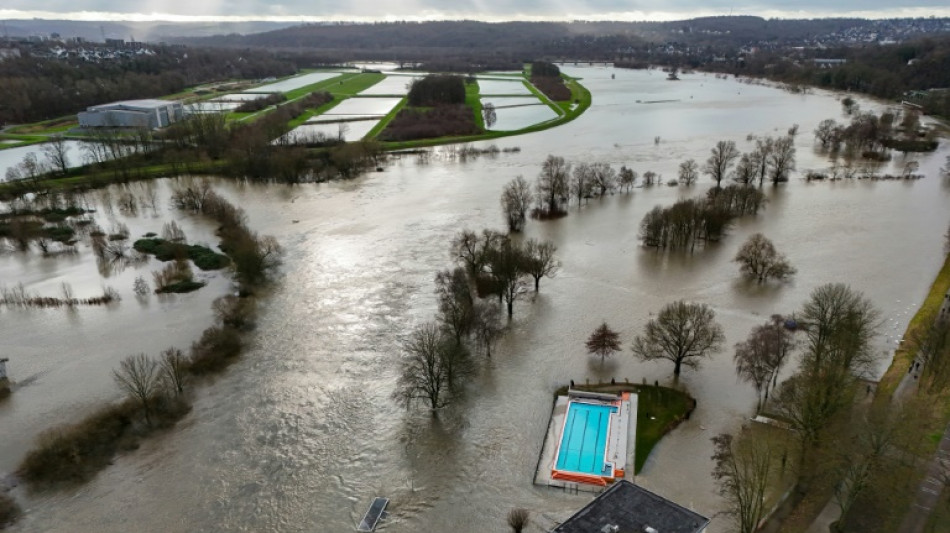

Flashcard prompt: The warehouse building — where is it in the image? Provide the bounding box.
[78,99,184,129]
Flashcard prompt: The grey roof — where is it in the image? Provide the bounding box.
[552,480,709,533]
[88,99,179,111]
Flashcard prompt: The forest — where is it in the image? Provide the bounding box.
[0,47,295,124]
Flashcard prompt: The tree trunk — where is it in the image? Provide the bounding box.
[507,299,513,318]
[674,358,682,376]
[534,276,540,292]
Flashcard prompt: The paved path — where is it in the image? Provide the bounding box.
[896,422,950,533]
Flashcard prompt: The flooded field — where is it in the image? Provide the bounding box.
[323,97,403,116]
[245,72,344,94]
[358,75,420,96]
[284,120,379,143]
[2,66,949,533]
[478,79,533,95]
[482,96,558,130]
[2,140,90,182]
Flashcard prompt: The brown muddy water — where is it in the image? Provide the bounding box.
[2,66,949,532]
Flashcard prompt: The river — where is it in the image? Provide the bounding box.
[2,66,949,532]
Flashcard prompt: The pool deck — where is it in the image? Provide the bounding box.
[534,391,638,494]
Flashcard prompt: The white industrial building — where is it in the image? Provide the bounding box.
[78,99,184,129]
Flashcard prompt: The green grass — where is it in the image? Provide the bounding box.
[553,382,694,474]
[465,80,485,131]
[877,252,950,401]
[133,238,230,270]
[283,72,356,100]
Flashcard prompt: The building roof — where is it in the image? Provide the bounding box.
[88,99,179,111]
[552,480,709,533]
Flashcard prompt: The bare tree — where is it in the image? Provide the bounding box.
[711,432,776,533]
[734,318,794,411]
[703,140,740,188]
[472,301,503,357]
[589,162,617,197]
[586,322,621,364]
[734,153,756,185]
[767,136,796,184]
[734,233,796,283]
[488,237,528,317]
[501,176,532,233]
[41,135,70,176]
[394,323,452,410]
[571,162,593,205]
[536,155,571,215]
[752,137,774,187]
[679,158,699,186]
[521,238,559,292]
[159,347,188,395]
[507,508,530,533]
[435,267,475,345]
[631,301,725,377]
[113,353,162,426]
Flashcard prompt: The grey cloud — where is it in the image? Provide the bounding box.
[6,0,949,17]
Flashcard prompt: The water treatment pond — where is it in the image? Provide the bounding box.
[3,66,949,533]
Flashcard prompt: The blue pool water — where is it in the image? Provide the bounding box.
[555,402,617,476]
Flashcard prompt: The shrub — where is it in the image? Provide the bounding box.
[378,105,479,142]
[188,326,244,375]
[18,401,135,487]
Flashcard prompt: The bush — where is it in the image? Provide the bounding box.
[134,238,230,270]
[188,326,244,375]
[0,492,20,528]
[18,401,135,487]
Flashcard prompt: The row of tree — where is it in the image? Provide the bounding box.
[639,185,766,250]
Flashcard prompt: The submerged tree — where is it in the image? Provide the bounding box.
[679,158,699,186]
[394,323,469,410]
[500,176,532,233]
[507,508,530,533]
[521,238,559,292]
[586,322,622,364]
[113,353,162,426]
[631,301,725,377]
[734,233,796,283]
[703,140,740,188]
[535,154,571,216]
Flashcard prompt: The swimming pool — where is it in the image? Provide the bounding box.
[554,402,617,476]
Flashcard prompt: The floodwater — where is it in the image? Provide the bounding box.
[285,120,379,143]
[0,141,87,182]
[3,66,950,533]
[478,79,533,96]
[323,98,403,117]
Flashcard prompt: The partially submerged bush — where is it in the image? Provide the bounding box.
[188,326,244,375]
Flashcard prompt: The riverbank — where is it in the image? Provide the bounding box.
[876,251,950,402]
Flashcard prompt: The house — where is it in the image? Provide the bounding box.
[552,480,709,533]
[78,99,184,130]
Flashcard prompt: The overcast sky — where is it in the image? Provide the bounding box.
[1,0,948,21]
